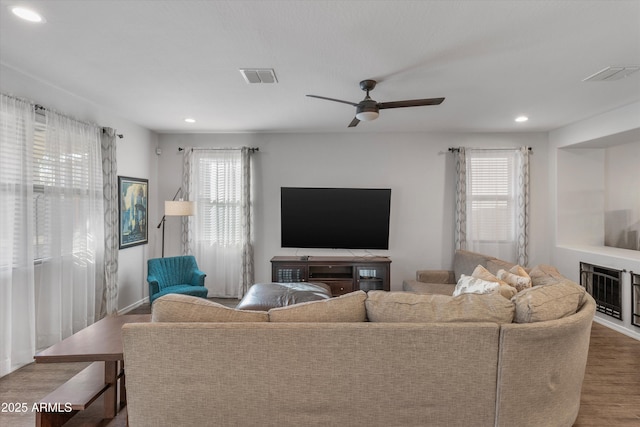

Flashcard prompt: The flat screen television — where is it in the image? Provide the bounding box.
[280,187,391,249]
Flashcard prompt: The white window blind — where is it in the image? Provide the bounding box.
[196,152,242,246]
[466,151,517,243]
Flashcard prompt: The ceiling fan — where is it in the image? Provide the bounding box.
[306,79,444,127]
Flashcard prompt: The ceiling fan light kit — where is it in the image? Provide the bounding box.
[355,107,379,121]
[307,79,444,127]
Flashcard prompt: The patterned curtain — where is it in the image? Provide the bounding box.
[181,147,193,255]
[101,128,118,315]
[454,147,467,251]
[516,146,530,266]
[239,147,254,298]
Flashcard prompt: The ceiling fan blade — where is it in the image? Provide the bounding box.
[348,117,360,127]
[306,94,358,106]
[378,97,445,109]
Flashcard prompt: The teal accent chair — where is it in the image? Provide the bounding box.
[147,255,208,304]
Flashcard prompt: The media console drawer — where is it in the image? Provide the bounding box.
[271,256,391,296]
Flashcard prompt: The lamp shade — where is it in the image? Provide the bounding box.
[165,200,195,216]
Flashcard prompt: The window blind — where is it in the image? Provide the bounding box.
[196,152,242,246]
[466,151,517,242]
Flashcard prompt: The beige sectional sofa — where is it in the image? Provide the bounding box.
[403,249,523,295]
[122,253,595,427]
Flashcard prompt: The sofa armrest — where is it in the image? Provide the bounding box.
[416,269,456,284]
[402,280,455,295]
[190,269,207,287]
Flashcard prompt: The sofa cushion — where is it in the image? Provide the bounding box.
[528,264,565,287]
[365,291,515,323]
[152,294,269,322]
[268,291,367,322]
[453,250,496,281]
[512,280,586,323]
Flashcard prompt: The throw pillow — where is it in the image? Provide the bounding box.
[472,264,508,286]
[497,266,532,292]
[486,258,516,276]
[528,264,565,287]
[471,265,515,299]
[268,290,367,322]
[152,294,269,322]
[453,274,500,297]
[365,291,515,324]
[512,279,586,323]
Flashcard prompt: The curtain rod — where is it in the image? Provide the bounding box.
[32,103,123,138]
[178,147,259,153]
[448,147,532,153]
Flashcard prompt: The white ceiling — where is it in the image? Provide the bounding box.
[1,0,639,134]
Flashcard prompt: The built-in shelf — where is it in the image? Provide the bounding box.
[557,244,640,263]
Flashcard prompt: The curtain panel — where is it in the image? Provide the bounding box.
[33,109,105,348]
[454,147,467,251]
[0,93,106,376]
[101,128,118,315]
[183,147,254,298]
[0,94,37,377]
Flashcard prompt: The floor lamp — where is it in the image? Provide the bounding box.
[157,188,195,257]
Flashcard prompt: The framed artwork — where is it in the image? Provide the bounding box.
[118,176,149,249]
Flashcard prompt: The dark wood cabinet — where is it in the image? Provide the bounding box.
[271,256,391,296]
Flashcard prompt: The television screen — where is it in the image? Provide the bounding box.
[281,187,391,249]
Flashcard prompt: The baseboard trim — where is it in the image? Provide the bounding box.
[593,316,640,341]
[119,297,149,315]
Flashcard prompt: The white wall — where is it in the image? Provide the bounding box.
[605,142,640,250]
[158,131,549,290]
[1,64,159,312]
[557,148,605,246]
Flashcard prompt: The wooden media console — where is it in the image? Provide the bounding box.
[271,256,391,296]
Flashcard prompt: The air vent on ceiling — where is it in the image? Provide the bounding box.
[239,68,278,84]
[583,66,640,82]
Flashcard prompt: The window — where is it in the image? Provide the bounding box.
[195,151,242,247]
[32,112,99,261]
[456,147,529,265]
[187,148,251,298]
[467,153,516,243]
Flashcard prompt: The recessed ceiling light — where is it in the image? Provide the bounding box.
[184,118,196,123]
[11,7,44,23]
[515,116,529,123]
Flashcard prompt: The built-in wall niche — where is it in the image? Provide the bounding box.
[557,133,640,252]
[604,141,640,251]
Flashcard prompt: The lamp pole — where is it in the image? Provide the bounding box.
[157,187,183,257]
